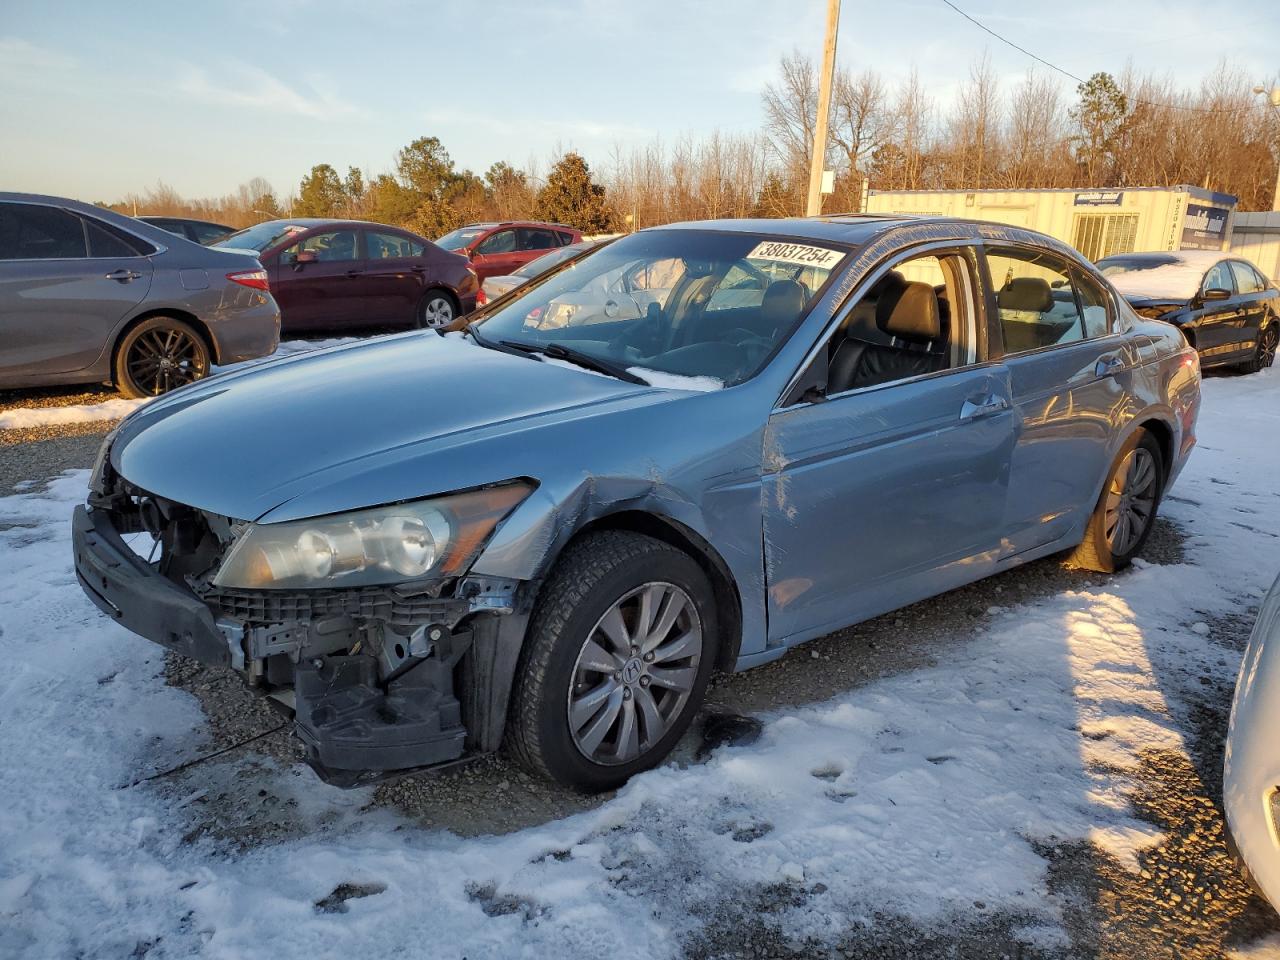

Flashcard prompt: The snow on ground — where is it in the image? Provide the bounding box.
[0,398,147,430]
[0,338,360,431]
[0,371,1278,958]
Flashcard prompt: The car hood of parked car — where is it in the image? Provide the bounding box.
[109,332,681,522]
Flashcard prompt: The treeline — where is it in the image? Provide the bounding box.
[106,55,1279,237]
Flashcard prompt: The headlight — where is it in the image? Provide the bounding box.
[212,482,532,590]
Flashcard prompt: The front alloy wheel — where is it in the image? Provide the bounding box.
[567,582,703,765]
[506,531,718,791]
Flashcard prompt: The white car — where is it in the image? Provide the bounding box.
[1225,571,1280,912]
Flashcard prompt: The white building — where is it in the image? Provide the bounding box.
[1228,212,1280,283]
[862,185,1237,263]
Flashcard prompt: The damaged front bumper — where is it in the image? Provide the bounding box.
[73,498,530,787]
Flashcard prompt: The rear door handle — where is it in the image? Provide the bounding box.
[105,269,141,283]
[959,393,1009,421]
[1095,353,1125,377]
[346,269,364,278]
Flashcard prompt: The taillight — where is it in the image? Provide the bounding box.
[476,288,488,306]
[227,268,269,291]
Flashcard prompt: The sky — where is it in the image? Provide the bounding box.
[1,0,1277,204]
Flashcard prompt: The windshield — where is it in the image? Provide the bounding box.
[1098,254,1213,300]
[214,221,307,253]
[513,243,590,279]
[436,226,488,251]
[473,230,848,388]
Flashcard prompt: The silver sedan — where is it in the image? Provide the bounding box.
[0,193,280,397]
[75,216,1201,790]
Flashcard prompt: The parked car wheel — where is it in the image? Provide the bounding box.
[506,531,717,791]
[1070,429,1164,573]
[1242,324,1278,374]
[416,290,458,329]
[114,317,211,398]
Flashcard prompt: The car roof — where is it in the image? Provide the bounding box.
[457,220,578,232]
[652,213,957,246]
[139,215,231,228]
[1098,249,1229,268]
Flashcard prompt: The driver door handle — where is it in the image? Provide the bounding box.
[105,269,142,283]
[346,269,364,278]
[959,393,1009,421]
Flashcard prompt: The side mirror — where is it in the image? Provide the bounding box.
[293,249,318,266]
[1201,287,1231,302]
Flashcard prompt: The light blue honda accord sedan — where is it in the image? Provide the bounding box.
[74,215,1202,790]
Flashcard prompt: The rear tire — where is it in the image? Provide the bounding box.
[416,289,458,329]
[505,531,718,791]
[1069,429,1164,573]
[1241,324,1278,374]
[114,316,211,398]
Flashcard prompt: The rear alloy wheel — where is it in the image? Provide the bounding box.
[506,531,718,791]
[114,317,210,398]
[417,291,457,329]
[1243,324,1278,374]
[1070,429,1164,573]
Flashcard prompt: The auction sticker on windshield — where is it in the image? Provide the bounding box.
[747,241,845,269]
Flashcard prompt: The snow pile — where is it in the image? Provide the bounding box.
[0,370,1278,957]
[627,367,724,392]
[0,398,147,430]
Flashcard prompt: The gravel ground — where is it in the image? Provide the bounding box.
[6,380,1277,958]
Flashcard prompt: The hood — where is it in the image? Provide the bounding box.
[111,332,669,521]
[1120,294,1187,319]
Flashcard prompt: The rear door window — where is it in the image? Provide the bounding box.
[1229,260,1264,294]
[83,218,144,258]
[555,230,576,246]
[367,230,424,259]
[0,203,87,259]
[986,247,1110,354]
[518,227,559,251]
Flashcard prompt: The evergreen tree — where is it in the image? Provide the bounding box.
[294,164,346,217]
[1070,72,1128,186]
[535,153,612,232]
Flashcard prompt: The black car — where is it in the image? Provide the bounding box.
[137,216,234,246]
[1098,251,1278,372]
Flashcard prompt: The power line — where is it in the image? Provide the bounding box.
[938,0,1225,115]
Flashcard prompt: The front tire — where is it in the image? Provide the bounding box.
[1070,429,1164,573]
[506,531,718,791]
[1241,324,1278,374]
[114,317,211,398]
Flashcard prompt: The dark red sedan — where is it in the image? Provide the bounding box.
[435,221,582,281]
[214,219,478,333]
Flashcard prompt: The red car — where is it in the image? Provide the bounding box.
[213,219,478,333]
[435,221,582,281]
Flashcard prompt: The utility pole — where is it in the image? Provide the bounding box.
[805,0,840,217]
[1256,85,1280,212]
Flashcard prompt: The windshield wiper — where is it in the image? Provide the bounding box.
[464,323,535,359]
[499,340,647,385]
